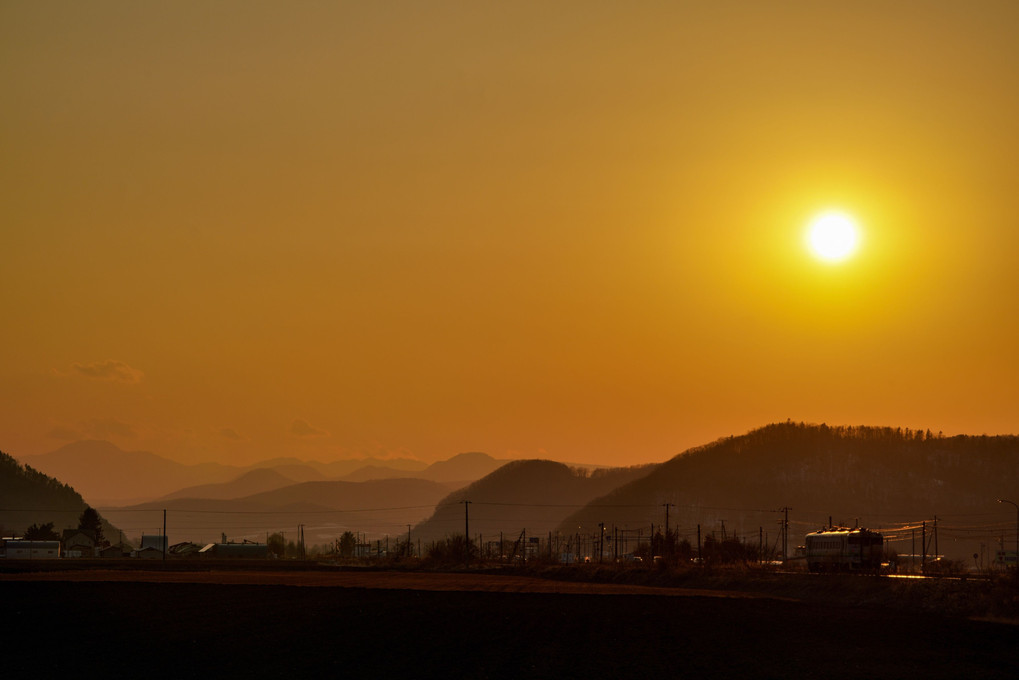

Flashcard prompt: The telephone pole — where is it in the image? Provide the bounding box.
[460,500,472,566]
[778,507,790,562]
[922,520,927,570]
[998,499,1019,565]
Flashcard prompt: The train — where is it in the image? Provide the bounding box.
[804,527,883,573]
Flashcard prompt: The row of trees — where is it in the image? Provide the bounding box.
[21,506,105,546]
[317,530,772,567]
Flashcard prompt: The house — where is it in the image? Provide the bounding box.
[131,546,164,559]
[139,535,167,552]
[62,529,96,557]
[4,540,61,559]
[100,543,131,558]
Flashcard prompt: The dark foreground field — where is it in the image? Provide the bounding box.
[4,574,1018,679]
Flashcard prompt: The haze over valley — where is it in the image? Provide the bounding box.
[6,422,1016,565]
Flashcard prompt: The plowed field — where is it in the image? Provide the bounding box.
[4,567,1016,679]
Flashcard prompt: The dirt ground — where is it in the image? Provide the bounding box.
[4,566,1017,679]
[0,566,792,598]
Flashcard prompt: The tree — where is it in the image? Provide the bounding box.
[267,532,285,558]
[336,531,357,558]
[78,506,104,546]
[23,522,60,540]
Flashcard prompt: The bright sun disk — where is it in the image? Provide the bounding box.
[807,212,859,262]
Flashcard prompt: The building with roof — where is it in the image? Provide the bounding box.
[139,535,168,552]
[4,540,61,559]
[62,529,96,557]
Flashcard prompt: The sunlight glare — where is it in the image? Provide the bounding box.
[807,211,860,263]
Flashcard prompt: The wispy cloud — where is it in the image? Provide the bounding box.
[47,424,82,441]
[218,427,244,441]
[47,418,139,441]
[68,359,144,383]
[291,418,329,438]
[87,418,139,439]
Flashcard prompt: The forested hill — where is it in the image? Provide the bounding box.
[556,422,1019,554]
[0,449,99,535]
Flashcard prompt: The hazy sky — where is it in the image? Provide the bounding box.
[3,1,1018,466]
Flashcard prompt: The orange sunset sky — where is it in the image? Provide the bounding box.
[2,2,1018,467]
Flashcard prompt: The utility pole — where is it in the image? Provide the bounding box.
[598,523,605,563]
[407,524,412,557]
[460,500,472,565]
[460,500,471,540]
[778,507,790,561]
[662,503,674,536]
[697,524,702,565]
[998,499,1019,566]
[922,520,927,570]
[162,509,167,561]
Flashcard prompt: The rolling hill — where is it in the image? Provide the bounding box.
[411,459,655,544]
[158,468,299,501]
[417,451,508,483]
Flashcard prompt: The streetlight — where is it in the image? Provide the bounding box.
[998,499,1019,567]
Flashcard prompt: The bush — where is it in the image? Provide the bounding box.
[425,535,475,564]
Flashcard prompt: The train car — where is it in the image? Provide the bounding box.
[805,527,883,573]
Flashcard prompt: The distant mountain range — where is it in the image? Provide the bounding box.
[18,441,508,506]
[10,423,1018,561]
[334,452,510,485]
[158,468,299,501]
[101,477,460,547]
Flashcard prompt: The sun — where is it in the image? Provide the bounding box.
[806,211,860,262]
